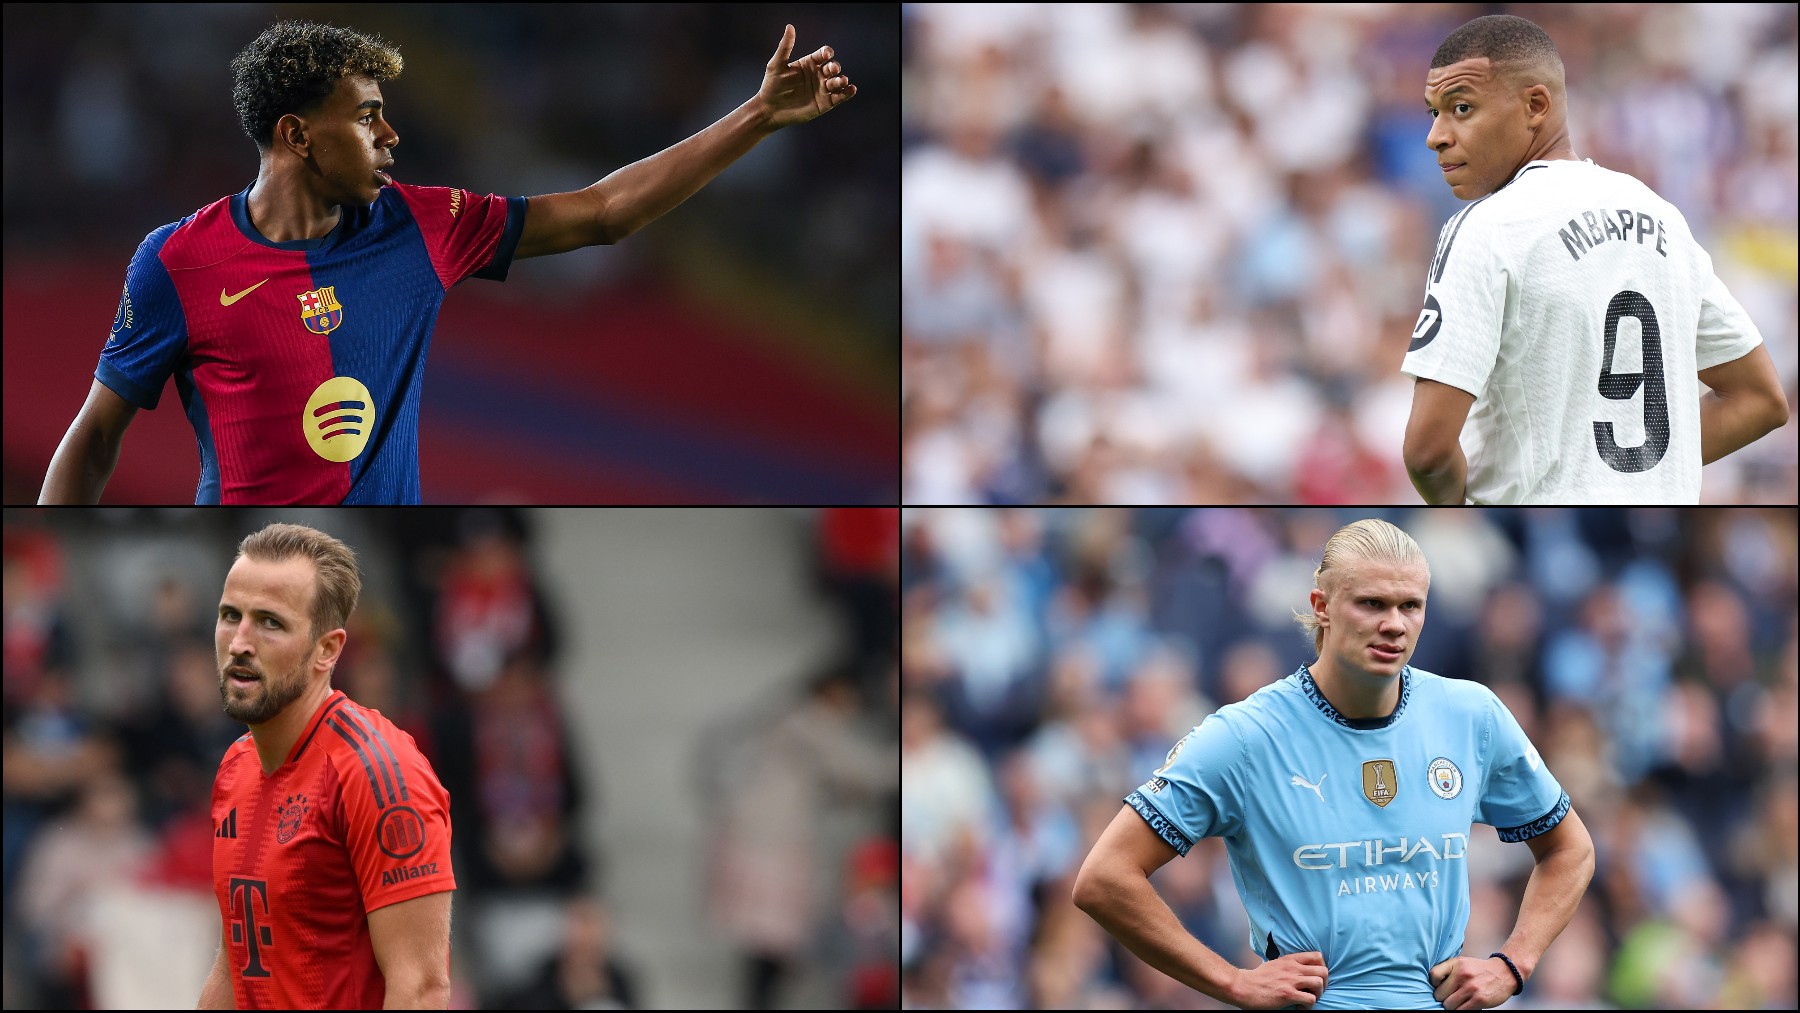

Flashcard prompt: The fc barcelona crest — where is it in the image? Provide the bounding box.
[298,286,344,335]
[1362,759,1399,808]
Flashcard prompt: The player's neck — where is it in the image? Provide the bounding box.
[1308,658,1400,720]
[248,678,334,775]
[247,164,343,243]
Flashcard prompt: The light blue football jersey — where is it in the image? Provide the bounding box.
[1127,665,1568,1010]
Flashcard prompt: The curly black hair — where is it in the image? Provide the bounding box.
[230,21,403,151]
[1431,14,1564,95]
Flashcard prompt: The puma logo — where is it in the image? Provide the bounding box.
[1290,773,1326,802]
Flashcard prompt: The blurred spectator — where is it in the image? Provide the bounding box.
[705,665,898,1009]
[17,772,154,1009]
[902,507,1800,1009]
[436,654,590,895]
[495,893,641,1010]
[435,521,557,694]
[903,4,1799,504]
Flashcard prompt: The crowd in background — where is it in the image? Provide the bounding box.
[3,507,899,1010]
[901,507,1799,1009]
[902,4,1799,503]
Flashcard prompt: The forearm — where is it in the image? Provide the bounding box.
[1498,845,1594,981]
[1406,445,1467,505]
[1074,867,1240,1004]
[196,950,233,1009]
[39,418,122,504]
[586,98,775,244]
[1699,389,1787,464]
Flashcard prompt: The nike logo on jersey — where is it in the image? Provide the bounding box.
[1291,772,1327,802]
[220,279,270,306]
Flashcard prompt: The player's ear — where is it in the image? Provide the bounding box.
[275,112,309,154]
[1311,587,1330,625]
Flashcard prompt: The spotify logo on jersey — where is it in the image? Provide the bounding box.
[303,377,375,462]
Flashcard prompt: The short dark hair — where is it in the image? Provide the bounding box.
[230,21,403,151]
[1431,14,1564,94]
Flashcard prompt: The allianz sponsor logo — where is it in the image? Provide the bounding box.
[380,861,440,887]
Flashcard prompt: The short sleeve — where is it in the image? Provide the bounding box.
[329,709,456,912]
[1124,713,1245,858]
[96,222,190,410]
[1694,251,1764,370]
[1402,206,1508,398]
[390,183,527,288]
[1474,691,1568,843]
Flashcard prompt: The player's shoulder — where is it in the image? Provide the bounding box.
[379,181,480,221]
[1193,669,1315,739]
[318,694,424,756]
[149,191,257,271]
[1497,159,1686,229]
[215,730,256,773]
[1405,666,1502,717]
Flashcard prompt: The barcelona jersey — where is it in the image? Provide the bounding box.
[97,181,526,503]
[212,689,455,1009]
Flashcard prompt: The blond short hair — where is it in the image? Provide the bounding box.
[236,522,361,639]
[1292,519,1429,655]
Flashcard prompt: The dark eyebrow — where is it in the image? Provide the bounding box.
[1424,85,1474,107]
[354,99,383,113]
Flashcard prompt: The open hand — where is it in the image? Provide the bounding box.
[1230,951,1328,1009]
[757,24,856,128]
[1429,955,1517,1010]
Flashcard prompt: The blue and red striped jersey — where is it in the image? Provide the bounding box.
[97,181,526,503]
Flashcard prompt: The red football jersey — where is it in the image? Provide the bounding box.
[211,689,455,1009]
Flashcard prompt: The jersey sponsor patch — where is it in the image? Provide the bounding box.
[379,860,441,887]
[1363,758,1399,808]
[376,805,428,859]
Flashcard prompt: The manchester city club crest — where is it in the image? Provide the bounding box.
[1428,757,1464,799]
[1362,758,1399,808]
[297,286,344,335]
[276,793,309,844]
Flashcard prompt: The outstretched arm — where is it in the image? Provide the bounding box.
[515,24,856,259]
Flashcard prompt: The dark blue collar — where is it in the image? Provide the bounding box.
[1297,664,1410,730]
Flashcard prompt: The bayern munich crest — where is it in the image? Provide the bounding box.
[1428,757,1463,799]
[276,793,309,843]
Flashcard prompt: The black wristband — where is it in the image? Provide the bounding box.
[1489,952,1524,995]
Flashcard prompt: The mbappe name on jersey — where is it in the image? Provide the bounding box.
[1558,207,1668,262]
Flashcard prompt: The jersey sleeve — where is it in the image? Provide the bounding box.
[1693,252,1765,370]
[1401,207,1509,398]
[1473,690,1568,843]
[330,710,456,912]
[95,222,191,410]
[1124,713,1245,857]
[391,183,527,289]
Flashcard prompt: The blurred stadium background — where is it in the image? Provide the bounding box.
[901,4,1799,503]
[2,3,898,504]
[2,507,899,1009]
[901,507,1798,1008]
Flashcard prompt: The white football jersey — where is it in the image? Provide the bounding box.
[1402,158,1763,504]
